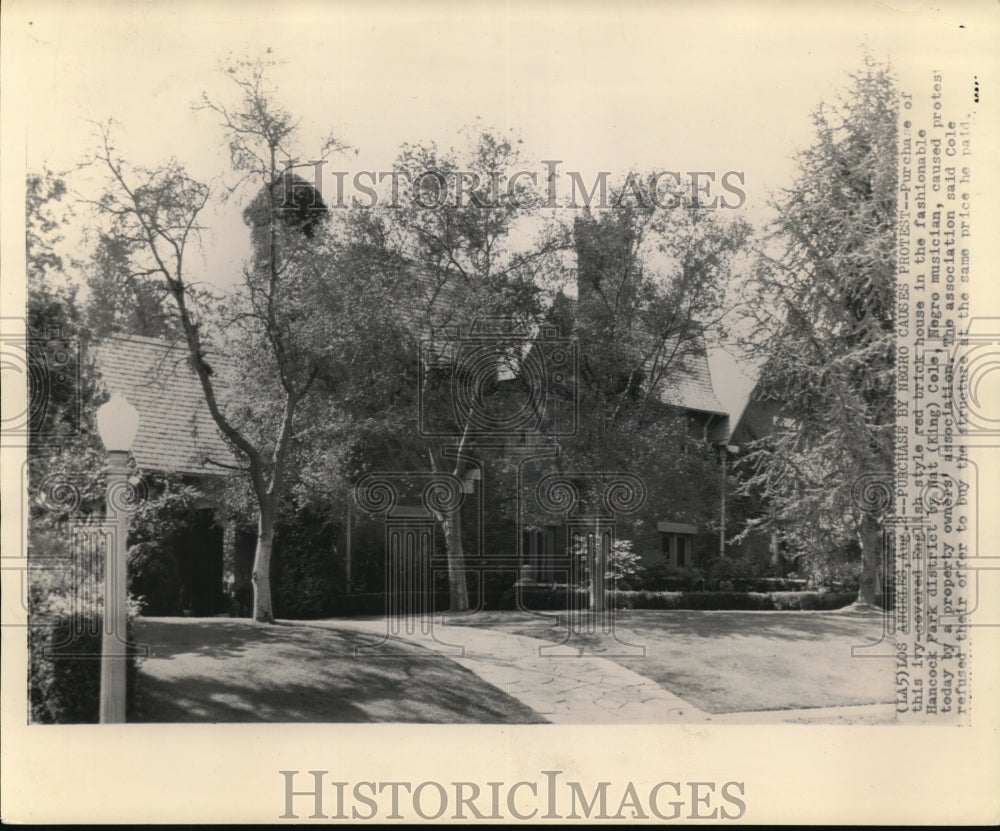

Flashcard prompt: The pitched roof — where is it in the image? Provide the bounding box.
[553,295,726,416]
[91,335,238,477]
[731,396,780,444]
[655,345,726,414]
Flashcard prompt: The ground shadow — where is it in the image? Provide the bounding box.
[440,608,894,714]
[132,618,546,724]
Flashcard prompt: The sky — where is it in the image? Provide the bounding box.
[4,0,994,419]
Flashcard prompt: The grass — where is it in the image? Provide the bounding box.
[131,618,545,723]
[439,607,895,714]
[129,609,896,721]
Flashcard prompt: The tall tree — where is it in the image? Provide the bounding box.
[87,60,347,622]
[569,191,751,437]
[85,232,176,339]
[26,170,83,447]
[326,130,566,611]
[737,56,897,605]
[25,169,107,506]
[533,186,751,555]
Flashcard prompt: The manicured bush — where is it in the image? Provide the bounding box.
[613,590,855,611]
[127,541,184,616]
[501,587,856,612]
[327,583,858,616]
[716,576,810,593]
[634,561,706,592]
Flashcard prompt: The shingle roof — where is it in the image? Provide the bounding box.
[656,346,726,414]
[554,296,726,415]
[91,335,238,477]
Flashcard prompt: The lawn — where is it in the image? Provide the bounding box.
[440,607,895,714]
[129,610,896,722]
[131,618,545,723]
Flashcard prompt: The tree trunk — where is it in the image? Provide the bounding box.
[253,508,276,623]
[857,513,882,607]
[441,510,470,612]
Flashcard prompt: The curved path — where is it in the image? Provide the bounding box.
[301,617,709,723]
[302,616,895,724]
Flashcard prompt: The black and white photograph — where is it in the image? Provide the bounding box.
[2,0,998,824]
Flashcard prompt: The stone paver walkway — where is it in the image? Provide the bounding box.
[301,616,896,725]
[302,617,711,723]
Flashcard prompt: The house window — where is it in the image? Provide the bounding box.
[659,532,693,568]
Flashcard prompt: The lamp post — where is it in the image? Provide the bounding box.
[95,392,139,724]
[718,443,740,560]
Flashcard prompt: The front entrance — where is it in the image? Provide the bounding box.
[521,527,557,582]
[173,509,225,616]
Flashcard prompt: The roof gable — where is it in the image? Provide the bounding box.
[653,342,726,414]
[91,335,238,476]
[552,295,726,416]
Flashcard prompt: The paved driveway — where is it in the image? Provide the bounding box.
[308,608,897,724]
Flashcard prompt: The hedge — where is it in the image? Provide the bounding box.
[505,585,857,612]
[712,577,811,593]
[327,587,857,615]
[29,610,143,724]
[613,589,857,611]
[127,541,184,616]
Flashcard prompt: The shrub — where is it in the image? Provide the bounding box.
[571,538,642,589]
[28,525,144,723]
[502,587,856,612]
[709,551,774,581]
[634,561,706,591]
[29,605,142,724]
[613,590,856,611]
[326,585,858,616]
[272,519,343,619]
[476,569,519,607]
[716,576,809,592]
[127,541,184,616]
[274,547,339,619]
